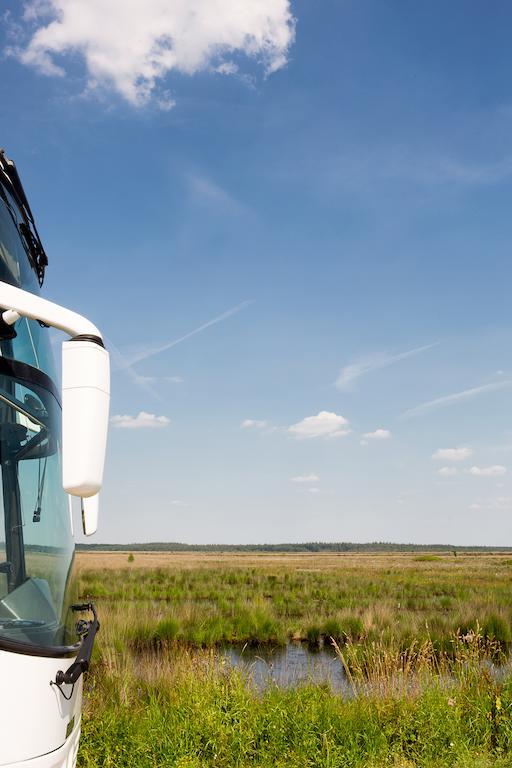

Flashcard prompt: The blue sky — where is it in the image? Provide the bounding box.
[1,1,512,544]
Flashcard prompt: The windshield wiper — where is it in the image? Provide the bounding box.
[0,150,48,285]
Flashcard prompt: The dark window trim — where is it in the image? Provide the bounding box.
[0,354,60,405]
[0,634,80,658]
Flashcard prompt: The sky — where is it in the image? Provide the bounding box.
[1,1,512,545]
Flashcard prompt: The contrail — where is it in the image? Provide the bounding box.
[402,379,512,418]
[335,342,439,391]
[125,299,254,366]
[107,338,164,402]
[111,299,254,399]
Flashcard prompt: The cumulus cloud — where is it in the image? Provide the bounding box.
[437,467,458,477]
[11,0,295,106]
[335,343,437,391]
[431,447,473,463]
[470,496,512,511]
[241,419,268,429]
[111,411,170,429]
[360,428,391,445]
[288,411,350,440]
[291,474,320,483]
[469,465,507,477]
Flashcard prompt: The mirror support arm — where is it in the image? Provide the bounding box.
[0,280,104,343]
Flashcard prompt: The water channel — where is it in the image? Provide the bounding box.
[221,641,350,693]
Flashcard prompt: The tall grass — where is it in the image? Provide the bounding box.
[79,638,512,768]
[78,554,512,653]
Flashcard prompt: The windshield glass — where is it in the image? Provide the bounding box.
[0,360,76,647]
[0,194,77,650]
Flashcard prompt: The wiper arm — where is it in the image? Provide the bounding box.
[0,387,47,429]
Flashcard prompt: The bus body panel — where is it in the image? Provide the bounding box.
[0,650,82,765]
[0,723,80,768]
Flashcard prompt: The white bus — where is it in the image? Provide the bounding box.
[0,149,110,768]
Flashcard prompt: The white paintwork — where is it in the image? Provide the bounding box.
[1,722,81,768]
[0,280,102,340]
[62,340,110,498]
[0,649,82,765]
[2,309,20,325]
[81,495,99,536]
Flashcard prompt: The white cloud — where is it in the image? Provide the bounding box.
[432,447,473,463]
[335,343,437,391]
[403,380,512,418]
[156,90,176,111]
[111,411,170,429]
[291,474,320,483]
[241,419,268,429]
[437,467,458,477]
[469,465,507,477]
[360,428,391,446]
[288,411,350,440]
[470,496,512,511]
[171,499,189,507]
[11,0,295,106]
[215,61,238,75]
[308,487,320,494]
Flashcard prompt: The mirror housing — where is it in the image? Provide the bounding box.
[62,339,110,497]
[81,494,99,536]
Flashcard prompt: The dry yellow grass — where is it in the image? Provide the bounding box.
[76,549,511,574]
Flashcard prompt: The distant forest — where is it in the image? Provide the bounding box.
[76,541,512,553]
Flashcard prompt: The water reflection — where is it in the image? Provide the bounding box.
[222,641,349,693]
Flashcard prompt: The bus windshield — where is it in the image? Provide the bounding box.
[0,193,77,652]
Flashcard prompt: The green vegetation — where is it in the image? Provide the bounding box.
[77,553,512,766]
[78,555,512,651]
[79,641,512,768]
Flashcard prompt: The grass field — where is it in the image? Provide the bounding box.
[76,551,512,767]
[77,550,512,650]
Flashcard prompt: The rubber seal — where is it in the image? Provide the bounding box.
[69,334,105,348]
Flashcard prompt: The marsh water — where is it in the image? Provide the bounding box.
[219,642,512,694]
[221,642,350,692]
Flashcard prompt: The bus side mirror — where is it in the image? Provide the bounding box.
[62,339,110,499]
[81,495,99,536]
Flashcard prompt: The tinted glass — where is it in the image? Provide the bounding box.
[0,369,77,647]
